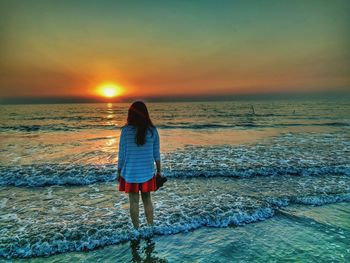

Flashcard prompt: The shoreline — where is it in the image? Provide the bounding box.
[4,199,350,261]
[9,202,350,262]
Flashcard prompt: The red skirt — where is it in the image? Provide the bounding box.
[118,174,157,193]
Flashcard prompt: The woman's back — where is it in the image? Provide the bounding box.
[118,125,160,183]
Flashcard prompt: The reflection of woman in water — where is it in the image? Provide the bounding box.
[117,101,161,229]
[130,238,167,262]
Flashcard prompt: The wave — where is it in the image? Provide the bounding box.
[166,165,350,178]
[0,163,348,187]
[158,124,235,129]
[5,115,122,122]
[158,122,349,129]
[7,112,345,121]
[0,124,118,132]
[1,131,348,187]
[0,164,117,187]
[1,121,348,133]
[1,192,349,259]
[293,193,350,205]
[0,206,274,259]
[274,122,349,127]
[1,113,293,122]
[265,193,350,207]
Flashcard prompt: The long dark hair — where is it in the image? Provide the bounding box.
[127,101,154,145]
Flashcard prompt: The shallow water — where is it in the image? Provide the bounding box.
[9,202,350,263]
[0,99,349,259]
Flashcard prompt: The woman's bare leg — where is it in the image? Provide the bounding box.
[141,192,154,225]
[129,192,140,229]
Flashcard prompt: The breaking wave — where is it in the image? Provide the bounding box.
[1,189,349,259]
[0,121,348,133]
[0,163,348,187]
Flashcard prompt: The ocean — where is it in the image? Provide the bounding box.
[0,99,349,261]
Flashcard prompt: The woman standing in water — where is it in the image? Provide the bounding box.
[117,101,161,229]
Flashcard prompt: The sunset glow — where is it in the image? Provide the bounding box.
[96,83,123,98]
[0,1,349,103]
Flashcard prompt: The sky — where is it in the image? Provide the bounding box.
[0,0,349,101]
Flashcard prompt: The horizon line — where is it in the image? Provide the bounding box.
[1,90,349,105]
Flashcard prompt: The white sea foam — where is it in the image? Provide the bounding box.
[0,163,348,187]
[0,132,349,187]
[1,175,349,259]
[293,193,350,206]
[0,206,274,259]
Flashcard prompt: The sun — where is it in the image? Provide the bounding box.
[96,83,123,98]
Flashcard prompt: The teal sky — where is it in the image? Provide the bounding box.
[0,0,349,99]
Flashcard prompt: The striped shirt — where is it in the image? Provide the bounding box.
[117,125,160,183]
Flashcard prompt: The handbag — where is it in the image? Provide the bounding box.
[156,173,167,190]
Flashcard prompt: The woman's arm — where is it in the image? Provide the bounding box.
[155,160,161,175]
[117,127,126,179]
[153,128,161,174]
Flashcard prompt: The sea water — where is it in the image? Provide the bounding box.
[0,99,349,260]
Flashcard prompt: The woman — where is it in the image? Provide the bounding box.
[117,101,161,229]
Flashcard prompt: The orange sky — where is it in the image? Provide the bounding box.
[0,1,349,101]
